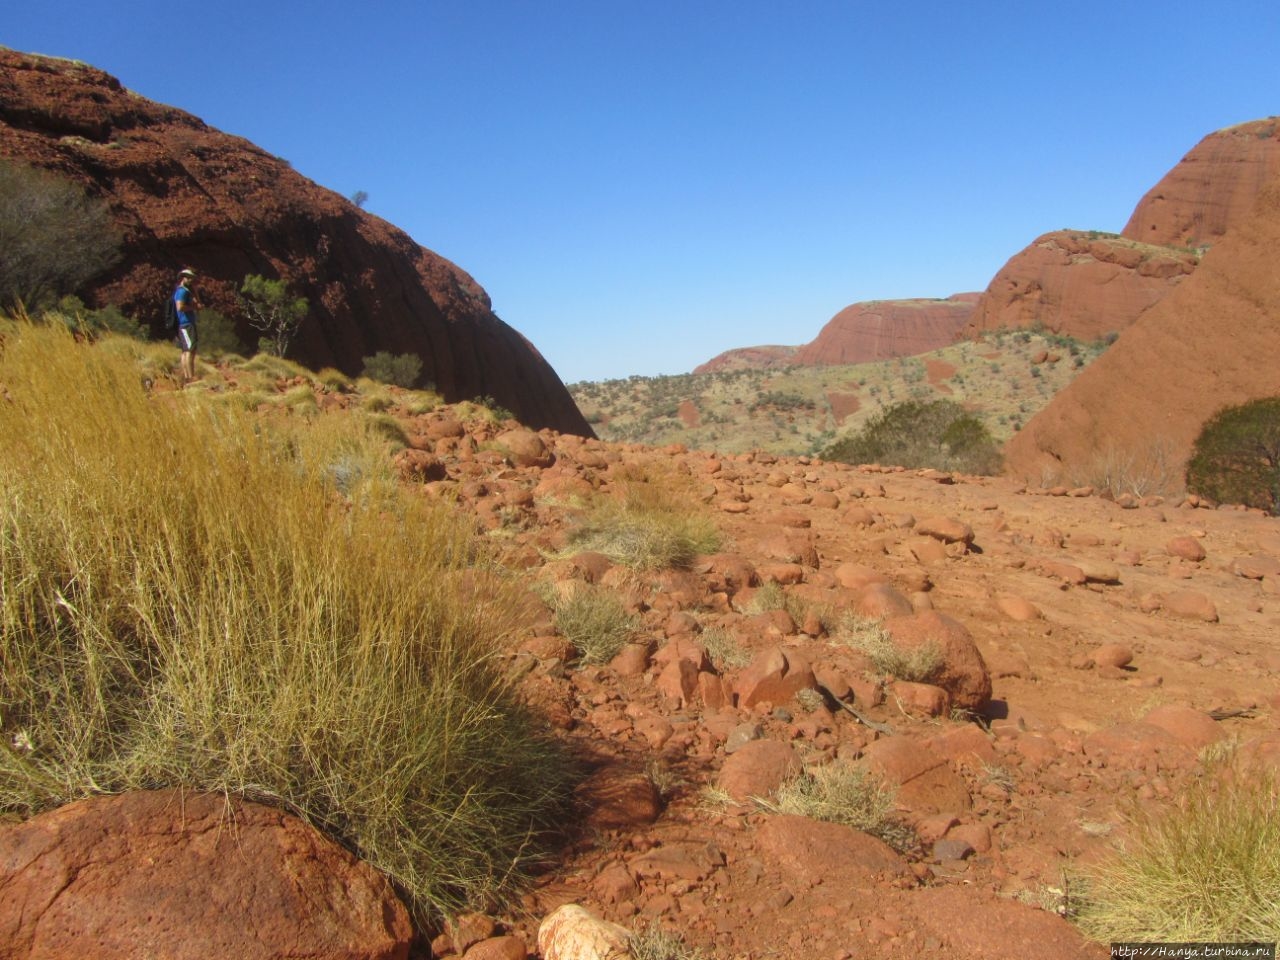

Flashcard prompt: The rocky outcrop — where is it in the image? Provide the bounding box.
[0,789,411,960]
[1122,118,1280,248]
[694,295,977,373]
[0,49,591,436]
[794,295,977,365]
[1004,177,1280,484]
[964,119,1280,344]
[959,231,1198,341]
[693,345,798,374]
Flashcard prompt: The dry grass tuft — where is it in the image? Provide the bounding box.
[0,321,573,925]
[832,615,942,683]
[568,469,721,570]
[1074,766,1280,942]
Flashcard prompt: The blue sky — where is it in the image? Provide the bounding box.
[6,2,1278,383]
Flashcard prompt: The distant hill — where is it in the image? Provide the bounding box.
[695,294,978,375]
[0,48,591,436]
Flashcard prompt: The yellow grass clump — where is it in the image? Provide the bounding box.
[1075,766,1280,942]
[0,321,572,924]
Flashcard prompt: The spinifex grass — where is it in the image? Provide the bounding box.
[0,321,572,923]
[1075,766,1280,942]
[568,468,721,570]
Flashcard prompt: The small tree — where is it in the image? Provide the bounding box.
[1185,397,1280,514]
[240,274,307,358]
[0,160,121,311]
[361,351,422,387]
[350,189,369,209]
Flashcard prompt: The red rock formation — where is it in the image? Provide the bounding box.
[960,231,1198,341]
[693,345,798,374]
[794,295,977,365]
[1123,118,1280,248]
[695,295,977,374]
[0,49,590,436]
[1004,177,1280,484]
[0,790,411,960]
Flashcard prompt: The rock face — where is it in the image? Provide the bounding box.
[964,119,1280,344]
[0,49,591,436]
[794,295,978,366]
[0,789,412,960]
[1122,118,1280,248]
[1004,176,1280,484]
[960,231,1198,341]
[693,295,977,373]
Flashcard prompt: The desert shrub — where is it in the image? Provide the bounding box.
[629,921,710,960]
[568,471,722,570]
[364,411,410,448]
[362,350,423,388]
[48,295,146,339]
[1185,397,1280,514]
[550,585,638,664]
[833,615,941,683]
[1075,767,1280,942]
[0,321,572,924]
[700,626,753,671]
[315,367,353,391]
[822,399,1002,474]
[763,762,914,852]
[197,308,246,358]
[0,159,121,311]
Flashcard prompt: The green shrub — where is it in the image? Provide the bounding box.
[822,399,1002,474]
[362,350,423,388]
[197,308,246,358]
[0,321,572,924]
[1075,768,1280,942]
[1185,397,1280,513]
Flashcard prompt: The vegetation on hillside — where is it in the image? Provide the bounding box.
[569,330,1110,459]
[821,398,1003,475]
[0,320,572,924]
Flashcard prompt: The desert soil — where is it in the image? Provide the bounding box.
[401,401,1280,960]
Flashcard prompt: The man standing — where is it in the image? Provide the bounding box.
[174,268,199,384]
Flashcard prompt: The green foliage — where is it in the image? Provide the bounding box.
[0,160,121,311]
[240,273,308,358]
[822,399,1002,474]
[1185,397,1280,514]
[48,295,146,339]
[0,322,573,924]
[197,308,246,358]
[362,350,423,387]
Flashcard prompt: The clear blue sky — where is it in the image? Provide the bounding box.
[6,2,1278,383]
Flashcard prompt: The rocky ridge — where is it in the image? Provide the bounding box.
[0,48,591,436]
